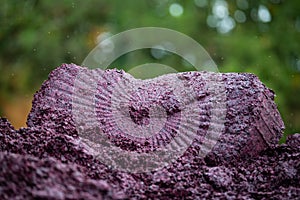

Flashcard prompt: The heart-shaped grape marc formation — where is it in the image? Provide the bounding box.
[27,64,284,172]
[69,67,219,172]
[96,75,189,151]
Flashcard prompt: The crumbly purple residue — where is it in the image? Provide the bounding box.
[0,63,299,199]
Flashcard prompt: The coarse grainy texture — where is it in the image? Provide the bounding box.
[27,64,284,165]
[0,152,119,200]
[0,64,298,199]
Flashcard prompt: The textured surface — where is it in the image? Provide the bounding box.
[0,151,118,200]
[0,118,299,199]
[0,64,298,199]
[27,64,284,166]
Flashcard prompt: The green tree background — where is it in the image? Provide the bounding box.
[0,0,299,138]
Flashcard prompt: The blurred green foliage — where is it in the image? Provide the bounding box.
[0,0,299,135]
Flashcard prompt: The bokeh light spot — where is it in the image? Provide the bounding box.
[213,0,228,19]
[217,17,236,34]
[207,15,219,28]
[258,5,271,23]
[169,3,184,17]
[234,10,247,23]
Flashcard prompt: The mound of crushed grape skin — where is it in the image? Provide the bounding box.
[1,118,299,199]
[0,64,299,199]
